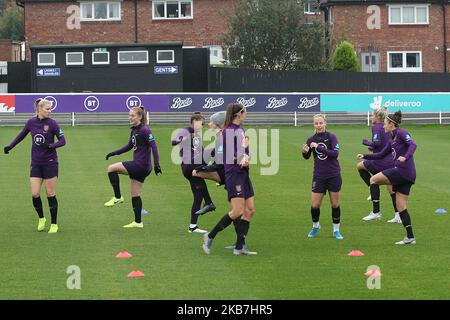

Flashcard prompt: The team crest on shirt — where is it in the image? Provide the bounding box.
[315,142,328,160]
[43,125,49,132]
[131,135,137,150]
[193,136,201,150]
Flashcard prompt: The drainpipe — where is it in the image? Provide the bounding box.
[134,0,138,43]
[443,1,448,72]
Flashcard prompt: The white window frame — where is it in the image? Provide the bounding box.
[0,61,7,75]
[388,4,429,25]
[156,50,175,63]
[303,2,319,15]
[92,51,110,65]
[66,52,84,66]
[118,50,149,64]
[152,0,194,20]
[387,51,422,72]
[80,1,121,21]
[37,53,56,66]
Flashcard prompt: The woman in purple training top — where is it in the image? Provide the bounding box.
[104,106,161,229]
[302,114,343,240]
[172,112,215,234]
[357,110,417,245]
[4,98,66,234]
[202,103,256,256]
[357,107,399,223]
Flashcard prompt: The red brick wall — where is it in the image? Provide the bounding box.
[329,4,447,72]
[0,41,20,61]
[24,0,237,53]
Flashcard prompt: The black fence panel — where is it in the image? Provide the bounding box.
[209,67,450,92]
[183,48,209,92]
[6,62,31,93]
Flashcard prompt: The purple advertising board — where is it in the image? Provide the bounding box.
[168,94,321,112]
[14,94,169,113]
[7,93,320,113]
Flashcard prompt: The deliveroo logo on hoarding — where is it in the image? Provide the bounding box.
[370,96,383,110]
[370,95,422,110]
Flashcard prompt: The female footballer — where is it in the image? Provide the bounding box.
[105,106,161,228]
[172,113,215,233]
[357,110,417,245]
[357,107,399,222]
[4,99,66,234]
[302,114,343,240]
[202,103,257,256]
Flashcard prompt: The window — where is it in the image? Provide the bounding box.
[0,62,7,75]
[38,53,55,66]
[118,51,149,64]
[92,51,110,65]
[80,1,121,21]
[152,0,193,19]
[388,5,429,25]
[66,52,84,66]
[156,50,175,63]
[387,51,422,72]
[303,1,319,14]
[328,6,333,24]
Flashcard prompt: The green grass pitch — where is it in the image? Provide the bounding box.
[0,124,449,299]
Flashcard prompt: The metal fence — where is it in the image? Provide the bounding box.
[1,112,450,127]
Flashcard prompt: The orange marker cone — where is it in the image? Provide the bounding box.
[116,251,133,258]
[127,270,145,277]
[348,250,365,256]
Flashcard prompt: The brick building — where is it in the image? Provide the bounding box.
[18,0,239,62]
[321,0,450,72]
[0,40,21,61]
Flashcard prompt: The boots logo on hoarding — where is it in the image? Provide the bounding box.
[236,97,256,108]
[171,97,193,109]
[298,97,319,109]
[203,97,225,109]
[266,97,288,109]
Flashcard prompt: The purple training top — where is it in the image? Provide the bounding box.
[223,123,249,176]
[363,127,417,182]
[111,124,159,172]
[362,122,394,169]
[172,127,204,166]
[303,131,341,178]
[8,116,66,166]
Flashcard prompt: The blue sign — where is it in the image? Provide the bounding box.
[321,93,450,112]
[154,66,178,75]
[168,94,320,112]
[36,68,61,77]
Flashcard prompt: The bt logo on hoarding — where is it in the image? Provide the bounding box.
[43,96,58,111]
[126,96,142,110]
[84,96,100,112]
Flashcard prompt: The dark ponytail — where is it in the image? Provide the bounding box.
[223,103,245,130]
[386,110,402,127]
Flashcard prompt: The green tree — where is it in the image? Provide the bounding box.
[0,6,24,40]
[331,40,360,72]
[224,0,328,71]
